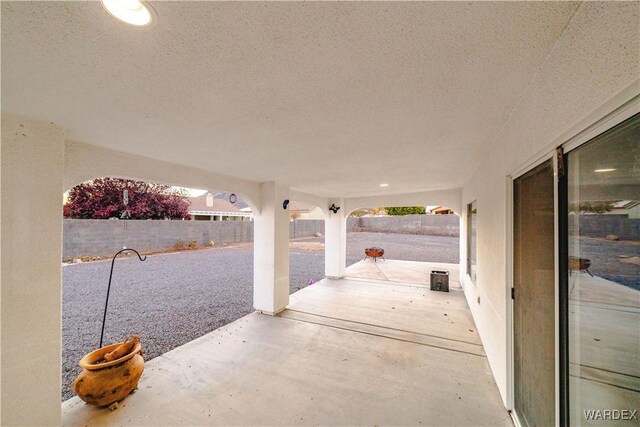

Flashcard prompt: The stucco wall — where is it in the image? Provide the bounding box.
[1,115,65,425]
[348,214,459,236]
[290,219,325,239]
[64,216,460,259]
[569,214,640,241]
[458,2,640,407]
[62,220,253,259]
[63,219,331,259]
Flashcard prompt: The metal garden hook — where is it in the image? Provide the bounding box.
[99,248,147,348]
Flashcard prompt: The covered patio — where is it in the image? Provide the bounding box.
[63,262,510,426]
[2,1,638,425]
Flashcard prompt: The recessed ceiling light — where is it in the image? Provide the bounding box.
[380,183,389,187]
[594,168,616,173]
[102,0,156,27]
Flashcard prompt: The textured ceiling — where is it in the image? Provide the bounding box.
[1,1,580,197]
[573,114,640,188]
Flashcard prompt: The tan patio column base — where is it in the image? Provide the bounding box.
[255,307,286,316]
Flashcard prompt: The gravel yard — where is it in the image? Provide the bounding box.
[62,232,459,400]
[571,236,640,290]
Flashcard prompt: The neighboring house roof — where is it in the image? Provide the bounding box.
[188,194,242,214]
[612,200,640,210]
[429,205,452,214]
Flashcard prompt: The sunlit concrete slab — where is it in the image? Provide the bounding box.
[570,301,640,378]
[569,377,640,427]
[569,272,640,412]
[345,259,460,286]
[278,310,485,357]
[288,281,479,347]
[343,259,389,281]
[63,274,510,426]
[569,271,639,308]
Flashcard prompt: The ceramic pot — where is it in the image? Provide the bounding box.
[73,342,144,407]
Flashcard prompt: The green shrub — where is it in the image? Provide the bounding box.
[568,201,614,214]
[384,206,426,216]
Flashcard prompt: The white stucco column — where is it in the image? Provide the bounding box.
[1,114,65,425]
[253,182,290,315]
[325,198,346,279]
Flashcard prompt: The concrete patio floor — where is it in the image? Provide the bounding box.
[63,261,511,426]
[568,272,640,420]
[344,258,460,286]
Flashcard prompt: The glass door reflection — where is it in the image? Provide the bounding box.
[566,114,640,426]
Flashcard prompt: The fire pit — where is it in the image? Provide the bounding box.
[569,256,593,277]
[364,247,385,262]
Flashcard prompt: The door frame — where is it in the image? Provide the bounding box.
[506,85,639,427]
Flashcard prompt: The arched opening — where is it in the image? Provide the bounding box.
[61,177,257,401]
[344,204,460,285]
[287,201,326,293]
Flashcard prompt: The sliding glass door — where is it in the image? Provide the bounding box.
[563,113,640,425]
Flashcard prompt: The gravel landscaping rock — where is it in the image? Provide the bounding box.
[570,236,640,290]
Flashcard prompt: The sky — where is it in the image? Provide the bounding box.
[64,185,207,203]
[171,187,207,197]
